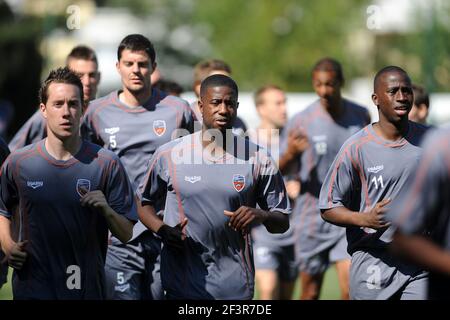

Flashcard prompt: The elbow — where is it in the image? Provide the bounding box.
[117,220,134,244]
[267,215,290,234]
[320,209,331,223]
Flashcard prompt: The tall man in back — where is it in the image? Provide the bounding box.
[8,45,101,151]
[81,34,196,300]
[279,58,370,299]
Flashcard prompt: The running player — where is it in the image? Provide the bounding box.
[279,58,370,300]
[192,59,247,135]
[319,66,429,300]
[8,45,101,152]
[0,67,135,299]
[137,74,291,299]
[248,85,297,299]
[81,34,196,300]
[388,126,450,299]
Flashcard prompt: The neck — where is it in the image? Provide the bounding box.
[45,133,82,161]
[200,126,229,154]
[119,87,152,107]
[323,96,344,118]
[374,116,409,141]
[258,119,277,131]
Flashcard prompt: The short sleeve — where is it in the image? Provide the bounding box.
[104,156,136,222]
[254,149,291,214]
[0,156,18,218]
[319,143,360,211]
[80,108,104,146]
[136,150,169,207]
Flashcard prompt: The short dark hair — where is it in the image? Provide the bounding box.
[39,67,83,105]
[117,34,156,64]
[254,84,283,106]
[312,58,344,84]
[194,59,232,84]
[66,45,98,66]
[154,79,184,96]
[200,74,238,98]
[412,84,430,109]
[374,66,409,91]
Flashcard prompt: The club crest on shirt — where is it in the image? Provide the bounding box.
[233,174,245,192]
[153,120,166,137]
[76,179,91,197]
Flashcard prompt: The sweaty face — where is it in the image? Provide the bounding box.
[116,49,155,95]
[258,89,287,129]
[372,71,413,123]
[199,86,238,132]
[312,70,342,108]
[67,58,100,104]
[40,83,83,140]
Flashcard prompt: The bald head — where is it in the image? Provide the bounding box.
[374,66,410,92]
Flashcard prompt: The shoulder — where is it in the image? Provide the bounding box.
[155,89,191,112]
[340,125,371,152]
[155,132,194,156]
[344,99,368,112]
[85,141,119,163]
[420,125,450,151]
[84,91,116,115]
[7,143,39,165]
[287,101,320,127]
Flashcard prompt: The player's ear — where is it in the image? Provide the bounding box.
[40,103,48,119]
[116,61,120,74]
[198,99,203,115]
[371,93,378,107]
[151,62,157,74]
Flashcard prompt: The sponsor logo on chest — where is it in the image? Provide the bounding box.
[105,127,120,135]
[367,165,384,174]
[27,181,44,189]
[184,176,201,184]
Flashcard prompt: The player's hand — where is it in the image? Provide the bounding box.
[224,206,268,235]
[3,240,28,270]
[285,180,301,200]
[363,198,392,229]
[157,218,188,250]
[80,190,110,213]
[286,130,309,156]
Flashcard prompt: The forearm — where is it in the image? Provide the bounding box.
[262,210,289,234]
[101,207,134,243]
[321,206,367,228]
[0,215,13,254]
[392,231,450,276]
[278,151,298,174]
[136,201,164,234]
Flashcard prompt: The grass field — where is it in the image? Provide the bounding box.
[0,266,341,300]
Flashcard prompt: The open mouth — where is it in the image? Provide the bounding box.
[394,105,409,116]
[215,119,228,126]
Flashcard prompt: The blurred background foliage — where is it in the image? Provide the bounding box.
[0,0,449,140]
